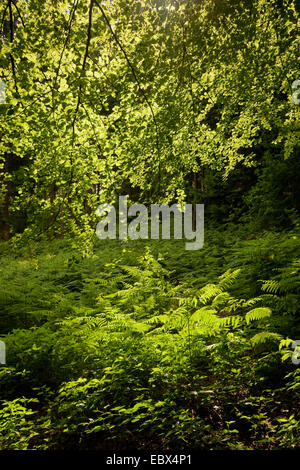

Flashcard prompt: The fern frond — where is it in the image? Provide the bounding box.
[242,297,263,308]
[218,315,243,328]
[250,332,282,346]
[261,280,281,294]
[218,269,241,290]
[245,307,271,324]
[197,284,222,304]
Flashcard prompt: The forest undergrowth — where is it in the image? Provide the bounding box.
[0,222,299,450]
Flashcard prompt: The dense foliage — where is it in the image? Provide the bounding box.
[0,0,299,450]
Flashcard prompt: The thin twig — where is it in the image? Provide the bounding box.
[8,0,20,97]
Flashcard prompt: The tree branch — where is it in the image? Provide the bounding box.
[93,0,161,191]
